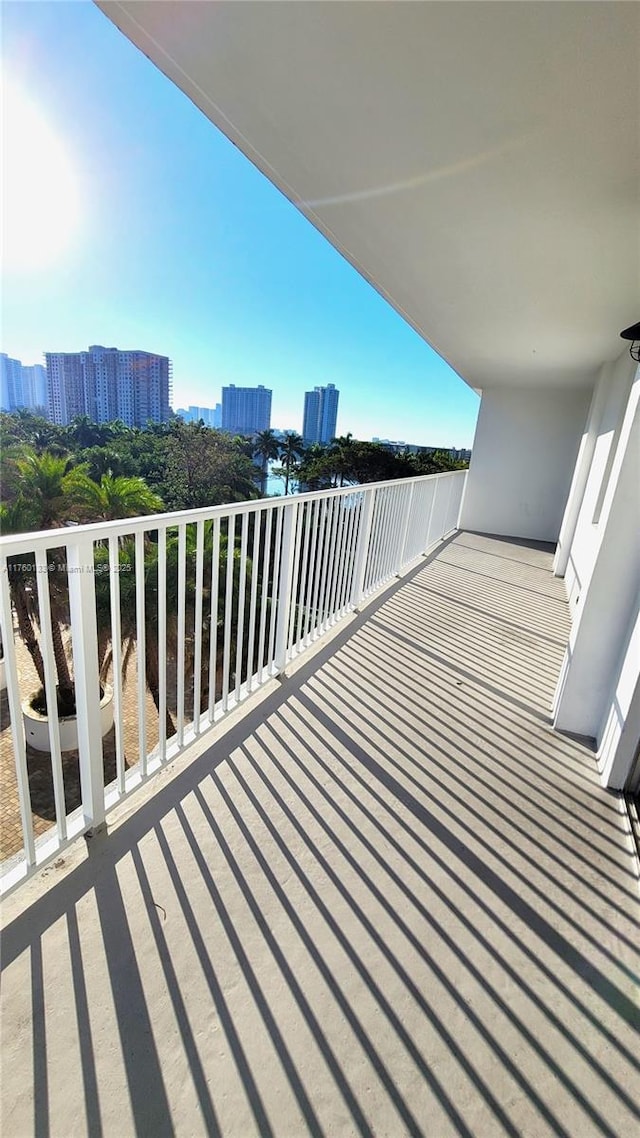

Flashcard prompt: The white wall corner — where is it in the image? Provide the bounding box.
[460,386,592,543]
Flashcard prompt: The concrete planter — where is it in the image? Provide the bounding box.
[22,684,114,752]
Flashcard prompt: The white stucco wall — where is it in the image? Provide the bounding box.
[459,387,592,542]
[553,365,640,764]
[556,352,636,615]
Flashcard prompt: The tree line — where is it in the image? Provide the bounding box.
[1,411,468,528]
[0,412,260,517]
[251,428,467,495]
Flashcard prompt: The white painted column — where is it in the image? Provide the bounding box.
[553,383,640,770]
[553,372,607,577]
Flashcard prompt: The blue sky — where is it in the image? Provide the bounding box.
[2,2,479,446]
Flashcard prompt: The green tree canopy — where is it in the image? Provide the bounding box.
[161,420,260,510]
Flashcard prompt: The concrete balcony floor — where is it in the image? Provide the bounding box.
[2,532,639,1138]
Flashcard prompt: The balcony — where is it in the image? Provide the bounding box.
[2,6,639,1130]
[1,476,639,1136]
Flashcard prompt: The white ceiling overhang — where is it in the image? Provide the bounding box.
[98,1,639,392]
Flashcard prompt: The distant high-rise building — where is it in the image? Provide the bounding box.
[175,407,215,427]
[46,352,85,424]
[221,384,272,436]
[0,354,48,413]
[21,365,48,411]
[0,354,24,412]
[176,404,223,428]
[302,383,339,445]
[45,345,171,427]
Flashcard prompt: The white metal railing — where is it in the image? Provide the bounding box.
[0,469,466,894]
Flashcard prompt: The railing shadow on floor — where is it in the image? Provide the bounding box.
[2,534,640,1138]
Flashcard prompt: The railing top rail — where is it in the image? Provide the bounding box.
[0,469,466,556]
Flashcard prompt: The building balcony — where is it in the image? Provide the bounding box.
[1,473,639,1136]
[2,4,639,1131]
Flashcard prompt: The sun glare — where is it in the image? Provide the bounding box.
[2,79,81,271]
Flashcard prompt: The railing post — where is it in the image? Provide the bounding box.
[274,501,298,674]
[0,569,36,869]
[67,536,105,833]
[455,469,469,532]
[351,486,376,608]
[424,475,439,552]
[396,480,415,575]
[442,473,455,535]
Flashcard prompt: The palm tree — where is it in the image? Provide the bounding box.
[12,451,90,529]
[1,449,163,717]
[1,453,92,709]
[1,411,68,455]
[329,432,354,487]
[1,498,49,695]
[278,432,305,495]
[252,429,280,492]
[105,419,131,439]
[0,438,29,499]
[64,415,110,450]
[76,446,125,481]
[71,473,164,522]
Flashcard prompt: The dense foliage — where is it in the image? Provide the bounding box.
[252,428,466,493]
[0,412,261,518]
[295,432,466,490]
[0,412,468,521]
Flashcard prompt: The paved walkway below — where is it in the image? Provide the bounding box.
[0,636,160,861]
[1,532,639,1138]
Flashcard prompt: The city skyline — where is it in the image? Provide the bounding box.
[1,351,470,448]
[2,2,480,447]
